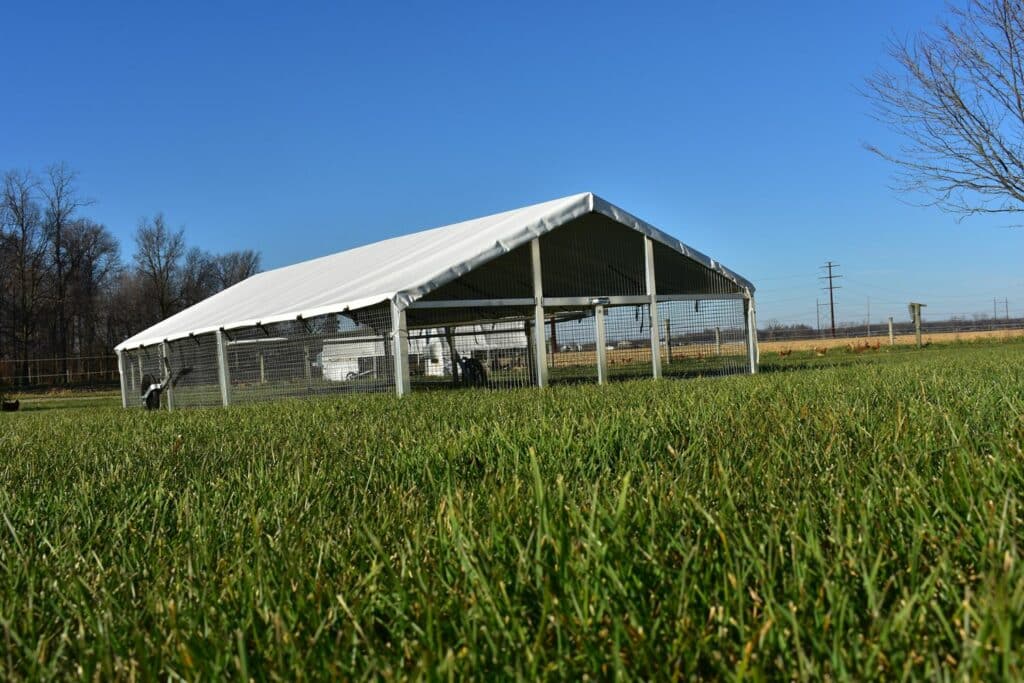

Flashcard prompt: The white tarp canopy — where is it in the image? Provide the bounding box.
[116,192,754,351]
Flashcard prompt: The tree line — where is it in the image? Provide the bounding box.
[0,163,260,386]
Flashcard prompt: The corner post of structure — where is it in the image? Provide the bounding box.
[215,329,231,407]
[116,349,128,408]
[392,301,411,396]
[594,302,608,384]
[531,238,548,388]
[644,237,662,379]
[160,341,174,411]
[744,295,759,374]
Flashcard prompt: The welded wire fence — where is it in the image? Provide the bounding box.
[118,305,394,408]
[166,334,222,408]
[122,346,163,408]
[759,319,1024,344]
[409,315,533,392]
[659,299,749,378]
[0,354,120,387]
[225,306,394,404]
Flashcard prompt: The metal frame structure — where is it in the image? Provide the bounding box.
[116,194,757,409]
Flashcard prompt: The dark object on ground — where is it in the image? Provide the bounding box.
[457,357,488,387]
[140,367,194,410]
[1,400,19,412]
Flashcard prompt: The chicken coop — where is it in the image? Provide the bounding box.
[115,192,758,409]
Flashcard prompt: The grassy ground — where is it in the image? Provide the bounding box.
[0,340,1022,678]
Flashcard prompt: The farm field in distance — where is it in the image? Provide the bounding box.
[1,340,1022,678]
[759,326,1024,353]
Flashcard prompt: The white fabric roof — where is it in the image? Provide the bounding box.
[116,192,753,350]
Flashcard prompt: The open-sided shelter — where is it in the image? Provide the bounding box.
[115,192,758,409]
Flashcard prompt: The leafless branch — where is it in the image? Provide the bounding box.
[864,0,1024,216]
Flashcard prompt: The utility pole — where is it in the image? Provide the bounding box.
[1005,298,1010,321]
[816,298,821,335]
[819,261,841,338]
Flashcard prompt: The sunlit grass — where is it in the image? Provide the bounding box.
[0,341,1022,678]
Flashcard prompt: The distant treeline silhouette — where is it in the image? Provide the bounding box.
[0,163,260,386]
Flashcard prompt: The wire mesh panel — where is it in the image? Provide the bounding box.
[659,298,748,378]
[539,215,646,297]
[409,317,533,392]
[603,304,658,382]
[545,310,599,385]
[165,334,222,408]
[121,346,163,408]
[652,240,744,297]
[226,304,394,405]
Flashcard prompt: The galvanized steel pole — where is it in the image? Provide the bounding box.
[531,239,548,388]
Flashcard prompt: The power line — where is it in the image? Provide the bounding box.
[819,261,841,338]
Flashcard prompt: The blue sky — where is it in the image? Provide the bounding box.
[4,0,1023,327]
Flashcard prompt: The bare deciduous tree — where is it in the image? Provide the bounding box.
[1,171,48,385]
[180,247,219,307]
[864,0,1024,216]
[41,162,92,377]
[65,219,121,356]
[134,213,186,320]
[215,249,261,289]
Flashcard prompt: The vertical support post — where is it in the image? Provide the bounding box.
[523,321,535,386]
[531,239,548,388]
[643,237,662,379]
[445,327,459,386]
[160,341,174,411]
[117,350,128,408]
[594,303,608,384]
[304,345,311,381]
[714,326,722,356]
[664,318,672,365]
[744,297,758,374]
[216,329,231,407]
[259,353,266,384]
[392,301,411,396]
[888,317,894,346]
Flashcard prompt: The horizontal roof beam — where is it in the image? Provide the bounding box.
[406,292,748,310]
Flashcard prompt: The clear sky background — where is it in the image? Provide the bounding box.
[3,0,1023,328]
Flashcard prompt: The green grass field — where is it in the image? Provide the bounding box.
[1,340,1022,679]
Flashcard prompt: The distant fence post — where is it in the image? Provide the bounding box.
[715,326,721,356]
[908,303,926,348]
[888,317,894,346]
